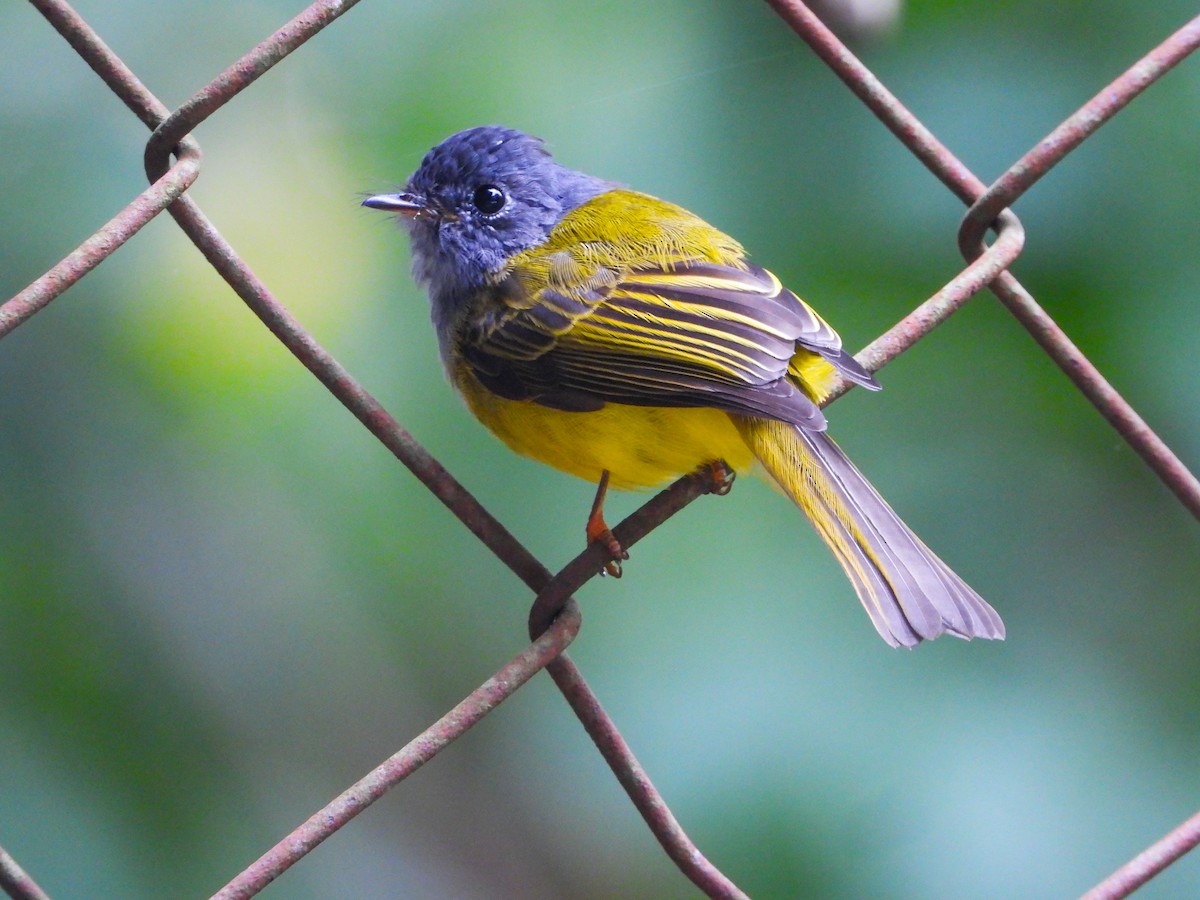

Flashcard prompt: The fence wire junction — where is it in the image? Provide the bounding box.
[3,1,1200,897]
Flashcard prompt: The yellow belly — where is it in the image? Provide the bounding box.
[455,367,754,490]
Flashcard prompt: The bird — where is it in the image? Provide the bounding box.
[363,125,1004,648]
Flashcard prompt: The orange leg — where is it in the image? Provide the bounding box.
[701,459,736,496]
[586,470,629,578]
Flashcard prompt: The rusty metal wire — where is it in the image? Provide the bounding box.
[958,15,1200,520]
[0,2,199,338]
[4,0,1200,898]
[768,0,1200,521]
[1082,810,1200,899]
[0,846,50,900]
[12,1,740,897]
[767,5,1200,521]
[215,601,584,900]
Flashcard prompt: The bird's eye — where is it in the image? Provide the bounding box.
[472,184,506,215]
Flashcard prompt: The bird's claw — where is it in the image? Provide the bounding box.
[702,459,736,496]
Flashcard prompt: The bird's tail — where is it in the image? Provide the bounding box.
[734,417,1005,647]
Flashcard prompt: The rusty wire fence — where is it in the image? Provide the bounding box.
[3,1,1200,897]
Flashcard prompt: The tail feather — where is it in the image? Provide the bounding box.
[735,417,1005,648]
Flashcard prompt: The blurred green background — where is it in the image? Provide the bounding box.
[3,1,1200,897]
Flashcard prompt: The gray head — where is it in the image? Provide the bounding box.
[363,126,610,337]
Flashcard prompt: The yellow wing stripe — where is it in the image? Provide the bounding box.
[621,278,839,345]
[597,293,794,351]
[624,270,778,293]
[618,296,809,349]
[569,298,793,376]
[567,318,765,381]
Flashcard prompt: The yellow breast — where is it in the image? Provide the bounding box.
[454,364,754,490]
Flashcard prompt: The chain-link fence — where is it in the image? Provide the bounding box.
[3,2,1199,897]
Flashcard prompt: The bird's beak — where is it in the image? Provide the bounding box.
[362,191,428,217]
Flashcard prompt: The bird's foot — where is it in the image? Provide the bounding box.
[700,459,736,496]
[586,470,629,577]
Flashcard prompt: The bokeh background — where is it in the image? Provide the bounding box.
[3,1,1200,897]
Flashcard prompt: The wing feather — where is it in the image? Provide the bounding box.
[456,198,876,426]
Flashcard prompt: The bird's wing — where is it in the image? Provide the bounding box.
[461,255,877,427]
